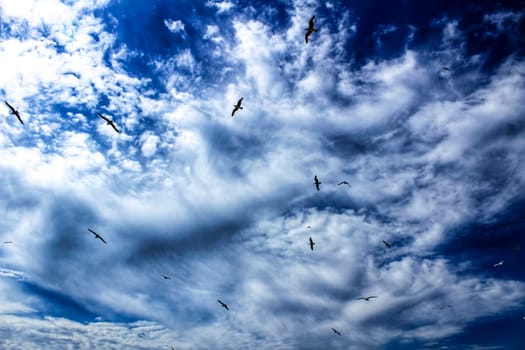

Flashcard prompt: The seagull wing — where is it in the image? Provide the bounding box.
[110,122,120,133]
[4,101,15,113]
[97,235,107,244]
[232,107,238,117]
[309,16,316,28]
[382,240,391,247]
[237,97,243,106]
[305,31,311,44]
[98,113,110,122]
[15,113,24,124]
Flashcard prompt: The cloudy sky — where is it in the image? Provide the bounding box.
[1,0,524,349]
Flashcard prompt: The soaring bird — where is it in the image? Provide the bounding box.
[88,228,107,244]
[331,328,341,336]
[217,300,229,310]
[357,296,378,301]
[314,175,321,191]
[337,181,351,188]
[231,97,244,117]
[493,260,503,267]
[382,240,391,248]
[434,305,453,310]
[162,275,171,280]
[2,241,13,244]
[309,237,315,251]
[98,113,120,133]
[442,66,451,71]
[4,101,24,124]
[305,16,318,44]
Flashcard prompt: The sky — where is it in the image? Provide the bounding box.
[0,0,524,349]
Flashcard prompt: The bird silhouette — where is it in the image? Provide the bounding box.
[4,101,24,124]
[314,175,321,191]
[433,305,453,310]
[382,240,391,248]
[357,296,378,301]
[88,228,107,244]
[305,16,318,44]
[98,113,120,133]
[217,299,229,310]
[337,181,351,188]
[309,237,315,251]
[2,241,13,244]
[493,260,503,267]
[162,275,171,280]
[231,97,244,117]
[331,328,341,336]
[442,66,451,71]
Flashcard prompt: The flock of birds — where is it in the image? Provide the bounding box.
[1,13,523,349]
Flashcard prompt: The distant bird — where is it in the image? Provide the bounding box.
[307,225,311,229]
[2,241,13,244]
[337,181,351,188]
[331,328,341,336]
[442,67,451,72]
[382,240,391,248]
[217,299,229,310]
[309,237,315,251]
[88,228,107,244]
[493,260,503,267]
[433,305,452,310]
[162,275,171,280]
[357,296,378,301]
[98,113,120,133]
[314,175,321,191]
[4,101,24,124]
[305,16,318,44]
[231,97,243,117]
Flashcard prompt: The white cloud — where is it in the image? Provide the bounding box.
[1,1,525,349]
[140,132,160,157]
[205,0,234,13]
[164,19,185,34]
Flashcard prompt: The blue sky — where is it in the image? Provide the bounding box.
[1,0,524,349]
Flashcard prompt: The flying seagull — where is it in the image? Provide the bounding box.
[4,101,24,124]
[442,66,451,72]
[357,296,378,301]
[434,305,453,310]
[314,175,321,191]
[217,299,229,310]
[88,228,107,244]
[337,181,351,188]
[162,275,171,280]
[331,328,341,336]
[382,240,391,248]
[493,260,503,267]
[231,97,244,117]
[98,113,120,133]
[309,237,315,251]
[305,15,318,44]
[2,241,13,244]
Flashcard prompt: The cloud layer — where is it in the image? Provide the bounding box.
[1,0,525,349]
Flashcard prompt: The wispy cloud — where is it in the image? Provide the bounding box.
[1,0,524,348]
